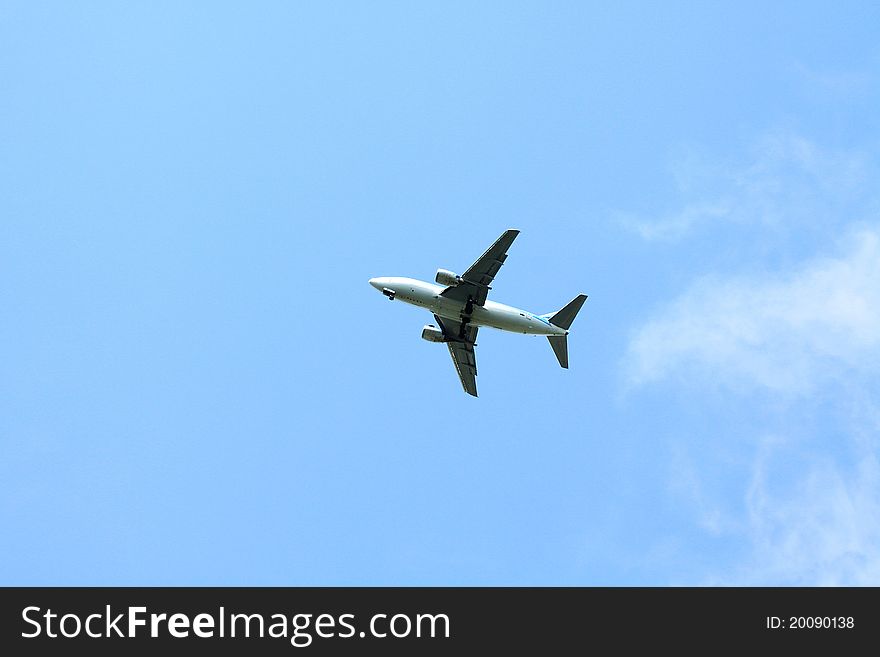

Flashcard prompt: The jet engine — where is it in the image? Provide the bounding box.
[421,325,447,342]
[435,269,461,286]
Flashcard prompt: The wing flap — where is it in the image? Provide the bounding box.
[433,314,479,397]
[447,342,478,397]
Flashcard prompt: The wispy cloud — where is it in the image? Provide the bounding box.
[619,202,731,241]
[625,131,880,584]
[626,228,880,393]
[718,432,880,585]
[791,61,875,99]
[621,133,873,242]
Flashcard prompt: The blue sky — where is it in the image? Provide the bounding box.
[2,2,879,585]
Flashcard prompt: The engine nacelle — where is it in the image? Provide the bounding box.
[421,324,447,343]
[435,268,461,286]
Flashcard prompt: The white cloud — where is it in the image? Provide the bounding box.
[619,202,731,241]
[626,228,880,394]
[624,131,880,584]
[640,230,880,583]
[622,134,872,241]
[718,434,880,585]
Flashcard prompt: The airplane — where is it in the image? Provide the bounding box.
[368,229,587,396]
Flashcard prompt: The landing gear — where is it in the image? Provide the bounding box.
[382,288,396,301]
[457,295,476,339]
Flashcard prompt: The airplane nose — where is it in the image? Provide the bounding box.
[369,278,382,290]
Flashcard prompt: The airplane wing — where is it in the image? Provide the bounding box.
[434,314,479,397]
[440,229,519,307]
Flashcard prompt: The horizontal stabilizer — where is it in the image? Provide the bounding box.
[548,294,587,330]
[548,335,568,368]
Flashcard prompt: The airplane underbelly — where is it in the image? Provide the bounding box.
[433,299,548,334]
[395,286,437,308]
[472,307,532,332]
[433,296,464,318]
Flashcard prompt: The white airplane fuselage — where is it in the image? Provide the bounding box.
[368,276,567,336]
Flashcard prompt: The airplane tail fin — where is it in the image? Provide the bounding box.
[543,294,587,369]
[548,335,569,368]
[544,294,588,330]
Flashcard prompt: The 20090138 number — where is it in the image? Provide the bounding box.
[789,616,854,629]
